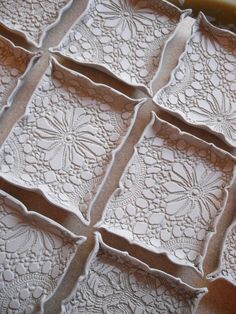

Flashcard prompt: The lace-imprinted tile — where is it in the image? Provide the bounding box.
[208,222,236,286]
[0,0,73,47]
[0,189,85,314]
[154,13,236,146]
[52,0,190,95]
[61,233,207,313]
[98,113,236,273]
[0,35,39,115]
[0,57,143,224]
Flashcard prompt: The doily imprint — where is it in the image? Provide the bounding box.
[154,12,236,147]
[51,0,191,95]
[0,189,85,314]
[0,34,40,116]
[0,57,145,225]
[0,0,74,47]
[207,221,236,286]
[62,232,207,313]
[98,113,236,273]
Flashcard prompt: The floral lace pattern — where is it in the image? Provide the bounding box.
[208,222,236,286]
[0,58,142,224]
[154,13,236,146]
[52,0,189,94]
[0,189,84,314]
[62,233,206,313]
[98,114,236,272]
[0,0,73,46]
[0,35,37,115]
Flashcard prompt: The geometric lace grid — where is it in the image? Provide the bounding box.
[0,0,72,46]
[53,0,189,94]
[0,189,83,314]
[0,58,141,224]
[62,234,207,313]
[99,114,236,272]
[0,35,34,114]
[154,13,236,146]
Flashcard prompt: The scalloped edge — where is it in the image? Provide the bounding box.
[61,231,207,314]
[50,0,191,96]
[0,56,147,226]
[153,11,236,147]
[0,34,41,117]
[0,188,86,313]
[207,220,236,287]
[0,0,74,47]
[96,112,236,275]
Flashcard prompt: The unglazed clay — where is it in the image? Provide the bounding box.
[0,189,85,314]
[207,221,236,286]
[0,35,39,115]
[154,12,236,146]
[51,0,190,94]
[0,0,74,47]
[0,57,144,224]
[97,113,236,273]
[61,233,207,313]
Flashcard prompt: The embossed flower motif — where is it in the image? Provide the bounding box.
[1,212,63,253]
[190,90,236,142]
[36,108,105,170]
[96,0,155,40]
[163,163,223,222]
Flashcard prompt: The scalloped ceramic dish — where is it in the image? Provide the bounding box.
[207,221,236,286]
[154,12,236,147]
[0,189,85,313]
[0,57,144,225]
[0,35,39,115]
[62,232,207,313]
[51,0,190,95]
[97,113,236,274]
[0,0,74,47]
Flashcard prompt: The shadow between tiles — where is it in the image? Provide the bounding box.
[0,2,235,313]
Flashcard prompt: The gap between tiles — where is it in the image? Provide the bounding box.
[0,1,235,313]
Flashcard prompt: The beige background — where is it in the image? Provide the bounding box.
[0,1,236,313]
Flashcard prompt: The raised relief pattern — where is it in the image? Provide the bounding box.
[0,58,142,224]
[208,222,236,286]
[0,0,73,46]
[52,0,189,94]
[0,35,37,115]
[154,13,236,146]
[62,234,206,313]
[0,189,84,314]
[98,114,236,272]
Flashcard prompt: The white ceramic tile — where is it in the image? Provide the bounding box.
[0,35,39,115]
[62,233,207,313]
[0,189,85,313]
[51,0,190,95]
[98,113,236,273]
[0,57,144,224]
[207,221,236,286]
[0,0,74,47]
[154,12,236,146]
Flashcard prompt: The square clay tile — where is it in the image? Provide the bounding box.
[61,233,207,313]
[51,0,190,95]
[98,113,236,273]
[208,221,236,286]
[0,35,39,115]
[0,189,85,313]
[0,57,144,224]
[154,12,236,147]
[0,0,74,47]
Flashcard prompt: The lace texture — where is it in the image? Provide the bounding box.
[99,114,236,272]
[0,190,83,314]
